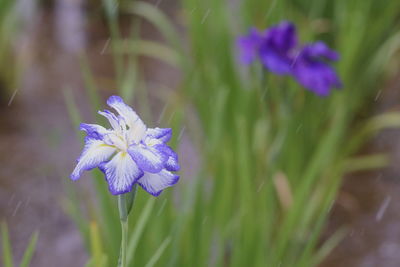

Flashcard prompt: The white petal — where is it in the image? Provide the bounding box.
[128,117,147,144]
[98,110,122,131]
[99,151,144,195]
[138,169,179,196]
[103,132,128,151]
[107,96,147,143]
[71,139,116,180]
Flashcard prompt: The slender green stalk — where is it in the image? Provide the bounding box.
[118,185,138,267]
[118,194,128,267]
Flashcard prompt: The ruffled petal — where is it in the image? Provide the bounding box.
[138,169,179,196]
[98,110,122,131]
[71,139,116,180]
[259,21,297,74]
[99,151,144,195]
[302,41,339,61]
[107,96,147,143]
[128,144,168,173]
[162,145,180,171]
[267,21,297,53]
[293,60,341,96]
[146,127,172,142]
[80,123,109,140]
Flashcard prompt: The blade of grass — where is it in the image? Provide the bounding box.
[127,198,156,264]
[144,236,171,267]
[1,222,13,267]
[19,231,39,267]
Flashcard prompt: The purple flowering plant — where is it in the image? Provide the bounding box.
[237,21,342,96]
[70,95,180,267]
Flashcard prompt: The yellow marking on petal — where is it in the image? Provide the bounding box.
[99,144,115,149]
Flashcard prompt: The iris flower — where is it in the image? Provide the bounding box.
[71,95,180,196]
[237,21,342,96]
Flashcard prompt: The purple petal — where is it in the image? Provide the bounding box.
[259,48,293,74]
[302,41,339,61]
[146,127,172,143]
[98,151,144,195]
[80,123,109,140]
[162,145,180,172]
[267,21,297,52]
[259,21,297,74]
[236,27,264,64]
[128,144,168,173]
[71,138,116,180]
[292,60,342,96]
[138,169,179,196]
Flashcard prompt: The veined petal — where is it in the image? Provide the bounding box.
[99,151,144,195]
[128,144,168,173]
[146,127,172,142]
[163,145,180,172]
[103,132,128,151]
[128,117,147,144]
[98,110,122,131]
[138,169,179,196]
[107,96,147,143]
[71,139,116,180]
[80,123,109,140]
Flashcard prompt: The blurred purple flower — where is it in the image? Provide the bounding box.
[292,42,342,96]
[259,21,297,74]
[71,96,180,196]
[237,21,342,96]
[237,21,297,74]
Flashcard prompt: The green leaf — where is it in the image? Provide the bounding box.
[127,197,155,264]
[19,231,39,267]
[1,222,13,267]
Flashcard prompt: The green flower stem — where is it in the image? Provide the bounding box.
[117,184,138,267]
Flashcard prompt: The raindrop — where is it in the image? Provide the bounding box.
[296,124,302,133]
[201,9,211,24]
[375,195,391,222]
[8,89,18,106]
[12,201,23,217]
[157,103,168,124]
[189,7,197,15]
[157,199,167,216]
[167,111,176,124]
[374,90,382,101]
[24,196,31,207]
[100,38,111,55]
[257,181,265,193]
[178,126,186,141]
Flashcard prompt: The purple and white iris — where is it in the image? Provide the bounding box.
[71,96,180,196]
[237,21,341,96]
